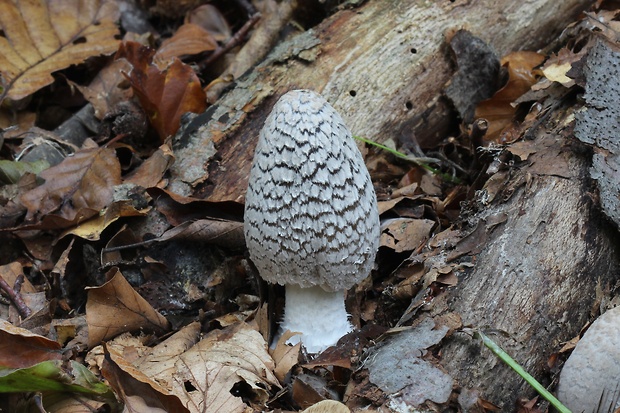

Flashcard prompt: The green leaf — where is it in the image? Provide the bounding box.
[0,360,111,396]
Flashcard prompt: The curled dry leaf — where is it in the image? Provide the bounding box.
[156,23,218,62]
[124,143,175,188]
[187,4,232,42]
[71,58,135,120]
[149,187,244,224]
[171,323,280,413]
[380,218,435,253]
[134,322,202,385]
[60,200,149,242]
[270,329,301,382]
[302,400,351,413]
[0,318,62,368]
[116,41,207,142]
[475,51,546,143]
[20,146,121,228]
[0,0,120,101]
[86,268,170,348]
[102,344,189,413]
[1,261,36,294]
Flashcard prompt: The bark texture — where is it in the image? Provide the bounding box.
[433,100,620,409]
[169,0,592,201]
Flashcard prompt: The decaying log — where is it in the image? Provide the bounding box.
[168,0,591,201]
[431,99,620,409]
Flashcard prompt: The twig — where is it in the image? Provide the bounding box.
[198,11,261,71]
[0,274,32,319]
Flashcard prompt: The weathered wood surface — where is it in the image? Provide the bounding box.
[168,0,592,201]
[432,100,620,409]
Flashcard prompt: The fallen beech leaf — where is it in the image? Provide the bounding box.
[71,58,134,119]
[134,322,201,386]
[156,23,218,62]
[116,41,207,142]
[60,200,148,241]
[380,218,435,253]
[292,373,332,409]
[20,146,121,227]
[155,219,245,249]
[102,344,189,413]
[302,400,351,413]
[0,0,120,101]
[86,268,170,348]
[124,143,175,188]
[475,51,546,143]
[270,330,301,382]
[0,159,49,184]
[149,187,244,224]
[187,4,232,43]
[0,110,36,138]
[39,394,108,412]
[171,323,280,413]
[0,261,36,294]
[0,319,61,368]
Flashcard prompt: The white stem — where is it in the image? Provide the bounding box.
[280,284,353,353]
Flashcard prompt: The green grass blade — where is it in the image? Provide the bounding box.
[477,331,572,413]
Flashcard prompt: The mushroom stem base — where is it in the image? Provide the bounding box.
[280,284,352,354]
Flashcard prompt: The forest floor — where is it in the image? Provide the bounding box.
[0,1,619,412]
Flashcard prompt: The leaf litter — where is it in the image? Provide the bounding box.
[0,1,618,412]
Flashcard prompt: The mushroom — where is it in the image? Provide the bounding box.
[244,90,380,353]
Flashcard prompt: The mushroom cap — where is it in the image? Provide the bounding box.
[557,306,620,412]
[244,90,379,292]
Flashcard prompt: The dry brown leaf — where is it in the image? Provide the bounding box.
[156,23,218,62]
[86,268,170,348]
[541,48,579,87]
[0,110,36,138]
[187,4,232,43]
[0,318,62,368]
[60,200,149,241]
[0,261,36,294]
[135,322,202,386]
[475,51,546,143]
[40,395,108,413]
[302,400,351,413]
[171,323,280,413]
[270,330,301,382]
[71,58,134,119]
[156,219,245,249]
[380,218,435,253]
[0,0,120,101]
[102,344,190,413]
[20,146,122,228]
[149,187,244,224]
[115,41,207,142]
[124,143,175,188]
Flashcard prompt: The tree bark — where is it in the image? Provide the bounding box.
[430,98,620,410]
[168,0,592,201]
